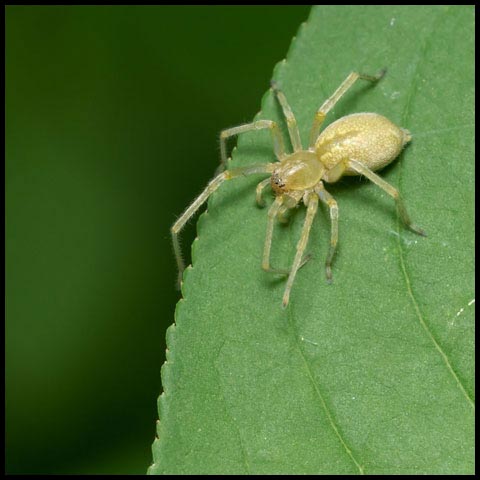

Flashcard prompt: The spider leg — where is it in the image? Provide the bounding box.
[219,120,286,171]
[282,193,319,308]
[315,182,339,282]
[171,162,276,288]
[262,194,310,276]
[347,159,426,236]
[256,178,271,208]
[270,81,302,152]
[277,204,291,224]
[309,69,386,148]
[262,197,290,274]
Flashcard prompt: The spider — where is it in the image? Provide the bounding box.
[171,69,426,308]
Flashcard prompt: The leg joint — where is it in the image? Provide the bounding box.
[254,119,275,130]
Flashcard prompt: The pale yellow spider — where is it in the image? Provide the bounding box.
[172,70,426,308]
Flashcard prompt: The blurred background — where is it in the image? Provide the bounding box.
[6,6,311,474]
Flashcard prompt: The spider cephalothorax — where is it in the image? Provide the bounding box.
[271,151,325,195]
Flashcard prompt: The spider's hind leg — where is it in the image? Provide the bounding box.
[347,159,426,236]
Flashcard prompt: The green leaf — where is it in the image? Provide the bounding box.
[148,5,474,475]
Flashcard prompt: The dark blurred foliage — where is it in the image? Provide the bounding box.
[5,5,311,474]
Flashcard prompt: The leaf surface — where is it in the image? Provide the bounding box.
[149,5,474,475]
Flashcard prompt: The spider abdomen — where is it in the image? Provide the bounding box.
[315,112,410,176]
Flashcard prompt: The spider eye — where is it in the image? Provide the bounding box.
[271,172,286,193]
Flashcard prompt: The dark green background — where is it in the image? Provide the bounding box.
[6,6,311,474]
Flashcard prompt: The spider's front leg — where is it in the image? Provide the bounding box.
[171,163,275,288]
[261,191,309,277]
[282,192,319,308]
[256,178,271,208]
[262,196,288,274]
